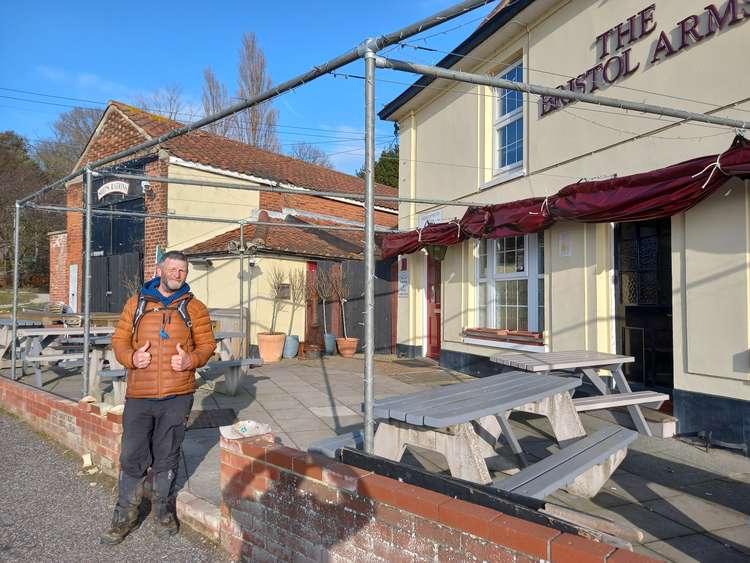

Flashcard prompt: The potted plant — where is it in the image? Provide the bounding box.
[283,269,305,358]
[257,266,287,362]
[331,266,359,357]
[315,268,336,355]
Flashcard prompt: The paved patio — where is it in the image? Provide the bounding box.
[7,356,750,561]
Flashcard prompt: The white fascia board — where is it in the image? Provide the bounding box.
[168,156,397,214]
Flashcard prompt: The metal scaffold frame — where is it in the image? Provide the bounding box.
[8,0,747,453]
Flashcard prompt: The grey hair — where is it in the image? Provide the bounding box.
[158,250,188,268]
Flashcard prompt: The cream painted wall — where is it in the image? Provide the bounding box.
[167,163,260,251]
[392,0,750,398]
[187,255,307,346]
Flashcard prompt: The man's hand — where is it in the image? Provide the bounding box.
[132,341,151,369]
[171,343,194,372]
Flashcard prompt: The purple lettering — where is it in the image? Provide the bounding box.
[615,16,638,50]
[678,14,705,50]
[602,55,623,84]
[621,48,640,77]
[585,64,604,92]
[650,30,676,63]
[705,1,743,34]
[574,74,588,93]
[639,4,658,36]
[595,28,614,60]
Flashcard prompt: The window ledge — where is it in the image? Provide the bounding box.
[481,166,525,191]
[462,336,548,353]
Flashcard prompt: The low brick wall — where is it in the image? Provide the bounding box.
[219,434,657,563]
[0,377,658,562]
[0,376,122,475]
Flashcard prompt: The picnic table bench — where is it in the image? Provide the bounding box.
[492,426,637,499]
[98,357,263,403]
[492,351,669,437]
[371,371,591,486]
[15,326,115,387]
[310,371,636,499]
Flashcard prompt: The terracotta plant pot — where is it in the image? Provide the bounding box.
[336,337,359,358]
[257,332,285,363]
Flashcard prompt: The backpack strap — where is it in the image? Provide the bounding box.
[131,294,194,338]
[131,296,148,334]
[176,297,193,336]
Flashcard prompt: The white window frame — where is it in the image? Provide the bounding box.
[475,233,544,333]
[493,59,525,181]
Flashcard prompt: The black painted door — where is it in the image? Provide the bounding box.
[615,219,673,390]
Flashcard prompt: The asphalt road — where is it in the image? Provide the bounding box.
[0,409,227,562]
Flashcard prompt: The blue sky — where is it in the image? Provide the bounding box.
[0,0,495,174]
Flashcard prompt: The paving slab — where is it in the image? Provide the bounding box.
[644,532,750,563]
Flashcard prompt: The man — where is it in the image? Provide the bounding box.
[101,251,216,545]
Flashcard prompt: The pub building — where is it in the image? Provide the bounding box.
[379,0,750,450]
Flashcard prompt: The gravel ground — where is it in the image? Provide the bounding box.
[0,409,228,563]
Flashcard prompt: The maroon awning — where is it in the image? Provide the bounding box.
[549,137,750,223]
[381,137,750,258]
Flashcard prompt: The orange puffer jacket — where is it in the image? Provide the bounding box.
[112,292,216,399]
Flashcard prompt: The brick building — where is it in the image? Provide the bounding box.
[49,101,398,315]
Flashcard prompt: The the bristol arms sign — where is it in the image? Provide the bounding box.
[540,0,749,116]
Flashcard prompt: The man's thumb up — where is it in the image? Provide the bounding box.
[133,340,151,369]
[176,343,186,356]
[172,342,193,372]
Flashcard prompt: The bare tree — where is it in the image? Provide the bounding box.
[314,267,334,334]
[201,67,237,137]
[267,266,287,333]
[236,33,280,152]
[289,142,333,168]
[136,83,186,121]
[287,269,306,334]
[329,267,350,339]
[34,106,102,180]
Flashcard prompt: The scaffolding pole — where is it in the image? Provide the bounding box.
[363,46,377,453]
[18,0,494,206]
[375,56,750,130]
[105,171,492,208]
[24,203,382,231]
[82,169,93,399]
[239,220,246,360]
[10,203,21,380]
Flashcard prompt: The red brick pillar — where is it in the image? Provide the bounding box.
[47,231,68,304]
[143,158,168,280]
[66,183,83,311]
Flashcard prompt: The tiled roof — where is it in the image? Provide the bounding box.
[110,101,398,209]
[182,214,376,261]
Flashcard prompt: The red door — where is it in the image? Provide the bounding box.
[426,256,441,359]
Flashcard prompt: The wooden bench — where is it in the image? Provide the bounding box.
[493,426,637,499]
[572,391,669,413]
[308,431,364,458]
[24,353,84,387]
[97,358,264,401]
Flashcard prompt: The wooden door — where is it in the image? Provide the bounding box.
[426,256,441,359]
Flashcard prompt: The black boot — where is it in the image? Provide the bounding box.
[152,469,179,538]
[100,470,145,545]
[100,506,140,545]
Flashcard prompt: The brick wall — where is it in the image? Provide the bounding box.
[80,108,149,164]
[260,191,398,228]
[48,231,68,304]
[218,433,658,563]
[0,377,122,476]
[66,183,83,311]
[144,158,169,279]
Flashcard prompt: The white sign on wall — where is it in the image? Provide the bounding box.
[418,210,443,228]
[398,269,409,298]
[97,180,129,200]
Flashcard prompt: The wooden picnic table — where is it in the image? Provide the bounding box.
[15,326,116,387]
[491,350,662,437]
[0,310,121,327]
[372,370,586,485]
